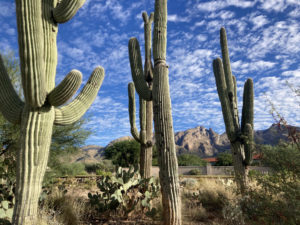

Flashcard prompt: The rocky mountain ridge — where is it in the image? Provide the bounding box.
[75,124,298,162]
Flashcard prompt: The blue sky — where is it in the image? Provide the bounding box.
[0,0,299,146]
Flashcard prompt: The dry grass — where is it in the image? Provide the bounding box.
[38,176,242,225]
[181,177,237,224]
[40,189,87,225]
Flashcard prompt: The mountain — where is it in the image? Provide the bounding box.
[175,124,299,157]
[74,145,105,163]
[175,126,229,157]
[74,124,299,162]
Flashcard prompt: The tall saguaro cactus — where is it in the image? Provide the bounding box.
[212,27,254,194]
[128,1,181,224]
[0,1,104,224]
[128,12,154,179]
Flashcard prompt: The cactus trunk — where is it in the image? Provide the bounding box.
[128,11,154,179]
[0,1,105,224]
[212,27,254,195]
[128,0,181,223]
[153,66,181,225]
[13,106,54,225]
[231,142,248,194]
[140,100,153,178]
[140,144,152,178]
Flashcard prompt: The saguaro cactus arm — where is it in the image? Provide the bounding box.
[16,0,46,108]
[128,82,141,142]
[142,12,154,83]
[0,55,24,124]
[48,70,82,106]
[128,82,148,145]
[54,66,104,125]
[241,79,254,166]
[241,78,254,132]
[53,0,86,24]
[220,27,234,94]
[128,38,152,101]
[213,58,237,141]
[220,27,240,133]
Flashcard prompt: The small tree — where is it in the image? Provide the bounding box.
[242,143,300,224]
[215,152,233,166]
[104,140,140,168]
[177,154,207,166]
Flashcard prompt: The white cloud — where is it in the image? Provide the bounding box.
[168,14,190,22]
[0,2,15,17]
[282,69,300,77]
[207,10,235,20]
[258,0,300,12]
[289,8,300,18]
[195,0,256,12]
[196,34,207,42]
[258,0,287,12]
[250,14,269,30]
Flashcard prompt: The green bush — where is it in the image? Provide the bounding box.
[215,152,233,166]
[95,170,112,177]
[241,143,300,224]
[152,145,158,166]
[188,169,202,175]
[104,140,140,167]
[84,160,114,174]
[177,154,207,166]
[53,163,87,177]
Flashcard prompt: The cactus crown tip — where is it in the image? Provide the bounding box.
[213,57,222,64]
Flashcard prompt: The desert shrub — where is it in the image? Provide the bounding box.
[152,145,158,166]
[181,178,198,189]
[177,154,207,166]
[53,163,87,177]
[0,145,16,222]
[182,197,208,222]
[241,143,300,224]
[41,190,86,225]
[215,152,233,166]
[182,179,234,222]
[188,169,202,175]
[95,170,112,177]
[84,160,114,174]
[222,198,245,225]
[104,140,140,167]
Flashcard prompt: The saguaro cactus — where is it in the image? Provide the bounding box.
[128,0,181,224]
[212,27,254,194]
[128,12,154,179]
[0,1,104,224]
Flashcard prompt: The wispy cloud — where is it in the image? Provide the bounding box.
[168,14,190,22]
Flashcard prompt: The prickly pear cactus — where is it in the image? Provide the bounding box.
[128,0,181,224]
[88,166,159,216]
[0,1,105,224]
[212,27,254,194]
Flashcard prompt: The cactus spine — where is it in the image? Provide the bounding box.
[0,1,104,224]
[212,27,254,194]
[128,0,181,224]
[128,12,154,179]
